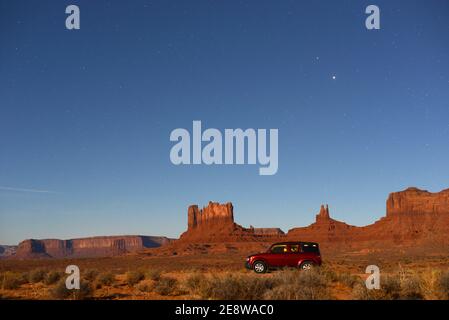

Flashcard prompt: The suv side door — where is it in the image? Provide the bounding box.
[267,244,288,267]
[285,244,302,267]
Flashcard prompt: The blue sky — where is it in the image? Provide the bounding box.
[1,0,449,244]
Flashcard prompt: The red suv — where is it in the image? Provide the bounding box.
[245,241,322,273]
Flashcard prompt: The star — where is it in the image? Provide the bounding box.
[332,75,336,80]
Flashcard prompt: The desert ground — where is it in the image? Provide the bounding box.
[1,243,449,300]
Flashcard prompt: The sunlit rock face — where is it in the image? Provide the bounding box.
[15,235,172,259]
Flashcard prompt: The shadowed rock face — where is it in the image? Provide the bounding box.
[0,245,17,258]
[15,235,172,259]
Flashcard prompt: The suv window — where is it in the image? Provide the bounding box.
[301,243,320,253]
[270,245,287,254]
[289,245,300,253]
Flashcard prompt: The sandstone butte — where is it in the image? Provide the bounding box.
[11,187,449,259]
[178,187,449,250]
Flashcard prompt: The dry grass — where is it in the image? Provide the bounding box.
[2,251,449,300]
[152,276,179,296]
[83,269,99,282]
[1,272,25,290]
[437,271,449,299]
[44,271,64,285]
[50,279,93,300]
[265,269,331,300]
[96,272,116,286]
[28,269,47,283]
[125,271,145,287]
[146,269,161,281]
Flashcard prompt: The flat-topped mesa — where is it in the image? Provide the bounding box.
[15,235,172,259]
[315,204,331,222]
[386,187,449,217]
[249,226,285,236]
[187,201,234,230]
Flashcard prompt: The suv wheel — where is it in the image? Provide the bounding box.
[299,261,314,271]
[253,261,267,274]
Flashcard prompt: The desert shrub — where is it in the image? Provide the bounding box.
[1,272,24,290]
[337,272,360,288]
[136,280,153,293]
[420,269,440,300]
[50,279,92,300]
[184,272,206,295]
[319,265,339,283]
[146,269,161,281]
[380,275,401,299]
[97,272,115,286]
[351,273,423,300]
[198,273,274,300]
[400,275,423,300]
[83,269,99,282]
[44,271,64,285]
[126,271,145,286]
[264,269,331,300]
[28,269,47,283]
[438,271,449,300]
[153,277,178,296]
[351,283,371,300]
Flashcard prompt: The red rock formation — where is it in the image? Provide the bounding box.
[178,187,449,250]
[15,235,172,259]
[181,201,285,242]
[13,187,449,259]
[287,204,355,244]
[386,187,449,217]
[187,202,234,230]
[250,227,285,236]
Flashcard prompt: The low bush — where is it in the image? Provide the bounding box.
[184,272,206,295]
[146,269,161,281]
[136,280,153,293]
[264,269,331,300]
[50,279,92,300]
[337,272,360,288]
[153,276,178,296]
[197,273,274,300]
[97,272,115,286]
[438,271,449,300]
[44,271,64,285]
[29,269,47,283]
[83,269,99,282]
[400,275,423,300]
[352,272,425,300]
[126,271,145,286]
[1,272,24,290]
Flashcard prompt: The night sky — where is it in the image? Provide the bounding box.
[1,0,449,244]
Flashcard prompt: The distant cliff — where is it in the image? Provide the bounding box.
[0,245,17,258]
[15,235,172,259]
